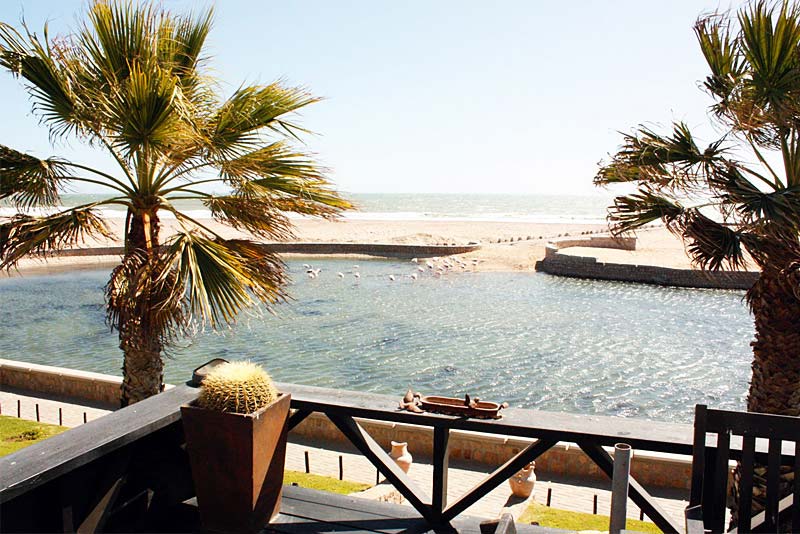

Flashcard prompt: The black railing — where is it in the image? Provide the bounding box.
[1,380,752,533]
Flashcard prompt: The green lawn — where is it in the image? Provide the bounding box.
[284,470,371,495]
[519,501,662,533]
[0,415,68,457]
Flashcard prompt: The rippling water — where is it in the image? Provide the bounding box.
[0,260,753,423]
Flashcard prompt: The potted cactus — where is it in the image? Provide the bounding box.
[181,360,291,533]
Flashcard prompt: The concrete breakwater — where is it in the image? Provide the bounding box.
[536,236,758,290]
[53,242,481,260]
[0,358,692,490]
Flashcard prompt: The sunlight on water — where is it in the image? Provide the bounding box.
[0,259,752,423]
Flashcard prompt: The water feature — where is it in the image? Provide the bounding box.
[0,259,752,423]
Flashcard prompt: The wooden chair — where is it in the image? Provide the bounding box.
[685,404,800,533]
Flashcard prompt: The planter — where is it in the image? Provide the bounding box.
[181,393,291,533]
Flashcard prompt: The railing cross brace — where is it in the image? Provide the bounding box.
[577,441,682,534]
[325,413,435,523]
[287,409,312,431]
[442,438,557,522]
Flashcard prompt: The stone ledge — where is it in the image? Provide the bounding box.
[537,235,758,290]
[50,242,481,260]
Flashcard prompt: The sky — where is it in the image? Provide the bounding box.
[0,1,740,195]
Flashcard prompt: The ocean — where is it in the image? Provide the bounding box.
[0,192,614,225]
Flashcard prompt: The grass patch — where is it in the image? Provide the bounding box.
[284,470,371,495]
[519,501,661,533]
[0,415,67,457]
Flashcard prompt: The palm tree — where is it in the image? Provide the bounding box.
[0,2,351,406]
[596,0,799,525]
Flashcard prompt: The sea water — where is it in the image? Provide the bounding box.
[0,193,613,224]
[0,259,752,423]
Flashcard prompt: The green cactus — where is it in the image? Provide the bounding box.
[198,361,279,414]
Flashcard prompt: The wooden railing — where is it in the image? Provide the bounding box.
[4,379,770,533]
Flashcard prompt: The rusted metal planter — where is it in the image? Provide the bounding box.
[181,393,291,533]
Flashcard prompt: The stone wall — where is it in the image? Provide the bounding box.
[54,242,480,260]
[0,358,122,407]
[536,254,758,290]
[537,235,758,290]
[544,236,637,259]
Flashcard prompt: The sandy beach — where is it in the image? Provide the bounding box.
[6,216,709,276]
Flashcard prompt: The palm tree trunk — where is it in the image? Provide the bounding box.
[119,210,164,407]
[729,267,800,529]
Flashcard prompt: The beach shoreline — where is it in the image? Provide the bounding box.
[2,217,716,277]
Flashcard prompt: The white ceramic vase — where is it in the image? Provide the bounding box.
[508,461,536,498]
[389,441,413,473]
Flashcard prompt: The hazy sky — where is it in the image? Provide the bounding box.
[0,1,738,195]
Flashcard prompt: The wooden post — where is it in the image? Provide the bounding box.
[338,455,343,480]
[83,412,87,424]
[17,399,21,418]
[546,487,552,506]
[593,494,598,514]
[59,408,63,426]
[35,403,40,422]
[304,450,310,473]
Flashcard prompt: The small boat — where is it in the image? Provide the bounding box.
[418,394,508,419]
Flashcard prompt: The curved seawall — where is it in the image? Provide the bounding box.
[53,242,480,260]
[535,236,758,290]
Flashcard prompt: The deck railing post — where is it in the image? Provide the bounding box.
[432,426,451,522]
[609,443,632,534]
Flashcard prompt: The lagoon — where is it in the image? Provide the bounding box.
[0,258,752,423]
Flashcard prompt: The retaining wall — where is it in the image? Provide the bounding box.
[537,235,758,290]
[0,358,122,407]
[0,359,692,490]
[54,242,480,260]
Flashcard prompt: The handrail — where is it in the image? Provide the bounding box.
[4,381,769,533]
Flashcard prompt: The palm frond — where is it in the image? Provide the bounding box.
[0,23,92,141]
[202,194,294,240]
[709,164,800,228]
[0,145,70,208]
[680,210,748,270]
[162,232,287,328]
[738,0,800,126]
[207,83,320,158]
[595,123,727,190]
[695,12,746,118]
[0,206,112,268]
[156,6,213,103]
[215,141,352,214]
[101,60,193,160]
[607,188,685,234]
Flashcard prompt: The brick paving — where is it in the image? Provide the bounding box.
[1,389,688,529]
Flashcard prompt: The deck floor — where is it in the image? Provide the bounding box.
[262,485,565,533]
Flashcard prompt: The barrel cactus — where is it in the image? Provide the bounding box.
[197,361,279,414]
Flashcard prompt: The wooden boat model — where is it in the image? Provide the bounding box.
[419,394,508,419]
[398,389,508,419]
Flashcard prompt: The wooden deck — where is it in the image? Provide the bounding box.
[268,486,563,533]
[152,486,564,533]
